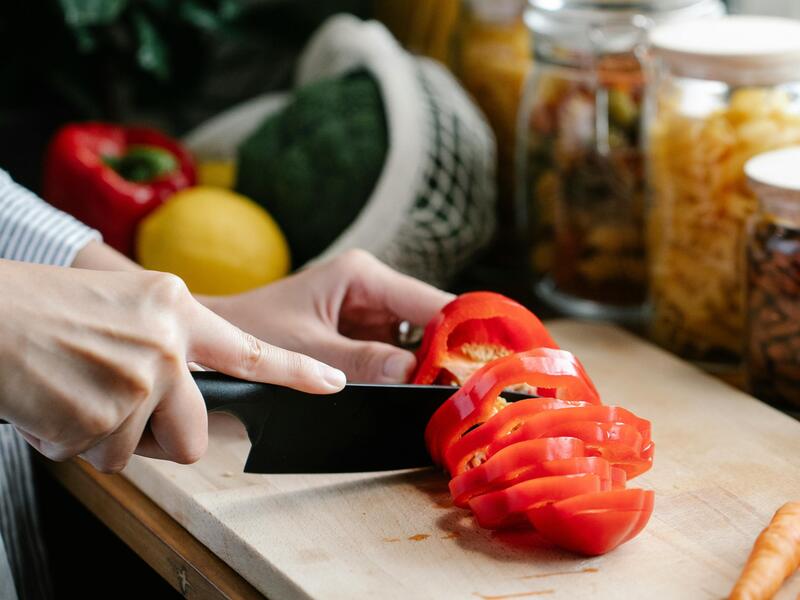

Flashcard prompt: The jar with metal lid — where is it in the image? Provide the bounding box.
[646,16,800,365]
[745,146,800,410]
[518,0,723,321]
[452,0,532,259]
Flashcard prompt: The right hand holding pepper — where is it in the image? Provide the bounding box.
[0,259,346,473]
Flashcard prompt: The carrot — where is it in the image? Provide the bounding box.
[729,502,800,600]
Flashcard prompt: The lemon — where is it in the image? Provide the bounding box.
[137,186,290,295]
[197,159,236,189]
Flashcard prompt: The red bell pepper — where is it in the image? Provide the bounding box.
[44,122,196,256]
[468,473,610,529]
[425,349,601,466]
[527,489,655,555]
[415,290,655,556]
[412,292,558,386]
[481,407,653,478]
[449,437,588,507]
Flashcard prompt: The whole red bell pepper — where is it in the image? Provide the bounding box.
[43,122,196,256]
[412,291,558,386]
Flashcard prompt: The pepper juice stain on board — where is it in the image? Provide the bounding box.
[408,534,430,541]
[473,590,555,599]
[518,567,599,579]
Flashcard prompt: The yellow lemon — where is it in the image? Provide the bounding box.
[197,159,237,189]
[137,186,290,295]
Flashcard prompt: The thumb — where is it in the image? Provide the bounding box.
[187,302,346,394]
[321,336,417,383]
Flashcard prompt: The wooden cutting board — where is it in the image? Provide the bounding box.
[122,321,800,599]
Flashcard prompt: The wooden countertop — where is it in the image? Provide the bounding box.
[47,320,800,599]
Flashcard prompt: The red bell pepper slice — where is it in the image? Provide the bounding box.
[425,349,601,465]
[468,473,610,529]
[453,453,616,509]
[442,397,589,476]
[44,122,197,256]
[446,405,650,477]
[412,292,558,386]
[448,437,587,507]
[527,489,655,555]
[534,421,653,479]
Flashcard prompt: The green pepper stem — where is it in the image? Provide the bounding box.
[103,144,179,183]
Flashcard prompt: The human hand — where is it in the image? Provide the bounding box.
[202,250,454,383]
[0,259,345,473]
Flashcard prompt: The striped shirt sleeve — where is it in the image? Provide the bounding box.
[1,167,100,600]
[0,168,100,266]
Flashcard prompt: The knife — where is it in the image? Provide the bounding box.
[193,372,537,473]
[0,372,534,473]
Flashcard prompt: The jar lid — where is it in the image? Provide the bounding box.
[468,0,526,23]
[746,146,800,194]
[650,16,800,85]
[527,0,724,53]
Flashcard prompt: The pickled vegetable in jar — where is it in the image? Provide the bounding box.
[646,16,800,365]
[518,0,724,320]
[453,0,531,258]
[745,147,800,410]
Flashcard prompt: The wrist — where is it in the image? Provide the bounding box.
[195,293,227,317]
[71,240,141,271]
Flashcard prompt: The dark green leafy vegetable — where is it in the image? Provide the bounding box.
[236,70,388,265]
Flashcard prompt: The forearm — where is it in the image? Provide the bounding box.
[71,240,141,271]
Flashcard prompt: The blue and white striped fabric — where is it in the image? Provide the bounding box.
[0,168,100,600]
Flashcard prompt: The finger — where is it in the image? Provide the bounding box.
[186,302,346,394]
[15,427,44,455]
[79,402,153,473]
[336,251,454,326]
[145,370,209,465]
[316,335,418,383]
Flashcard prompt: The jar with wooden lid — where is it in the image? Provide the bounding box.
[745,147,800,410]
[452,0,532,260]
[646,16,800,365]
[517,0,723,321]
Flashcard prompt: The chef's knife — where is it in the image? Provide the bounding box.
[0,372,534,473]
[192,372,534,474]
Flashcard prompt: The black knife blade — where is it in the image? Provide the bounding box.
[192,371,534,474]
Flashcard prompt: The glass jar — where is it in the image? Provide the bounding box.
[453,0,532,259]
[518,0,723,321]
[646,16,800,365]
[745,147,800,410]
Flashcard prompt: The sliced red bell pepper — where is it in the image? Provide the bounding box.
[442,397,589,477]
[527,489,655,555]
[448,437,587,507]
[534,421,653,479]
[425,349,601,466]
[446,404,649,477]
[468,473,610,529]
[44,122,196,256]
[453,453,616,509]
[412,292,558,386]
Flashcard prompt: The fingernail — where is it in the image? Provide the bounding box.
[320,364,347,390]
[383,353,416,382]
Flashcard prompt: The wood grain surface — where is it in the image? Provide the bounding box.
[121,321,800,599]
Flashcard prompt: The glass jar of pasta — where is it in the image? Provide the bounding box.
[453,0,532,262]
[647,16,800,366]
[518,0,723,320]
[745,147,800,410]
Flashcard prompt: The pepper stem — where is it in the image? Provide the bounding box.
[103,145,179,183]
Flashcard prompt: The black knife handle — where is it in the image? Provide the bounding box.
[0,372,269,429]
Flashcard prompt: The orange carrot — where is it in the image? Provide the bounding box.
[729,502,800,600]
